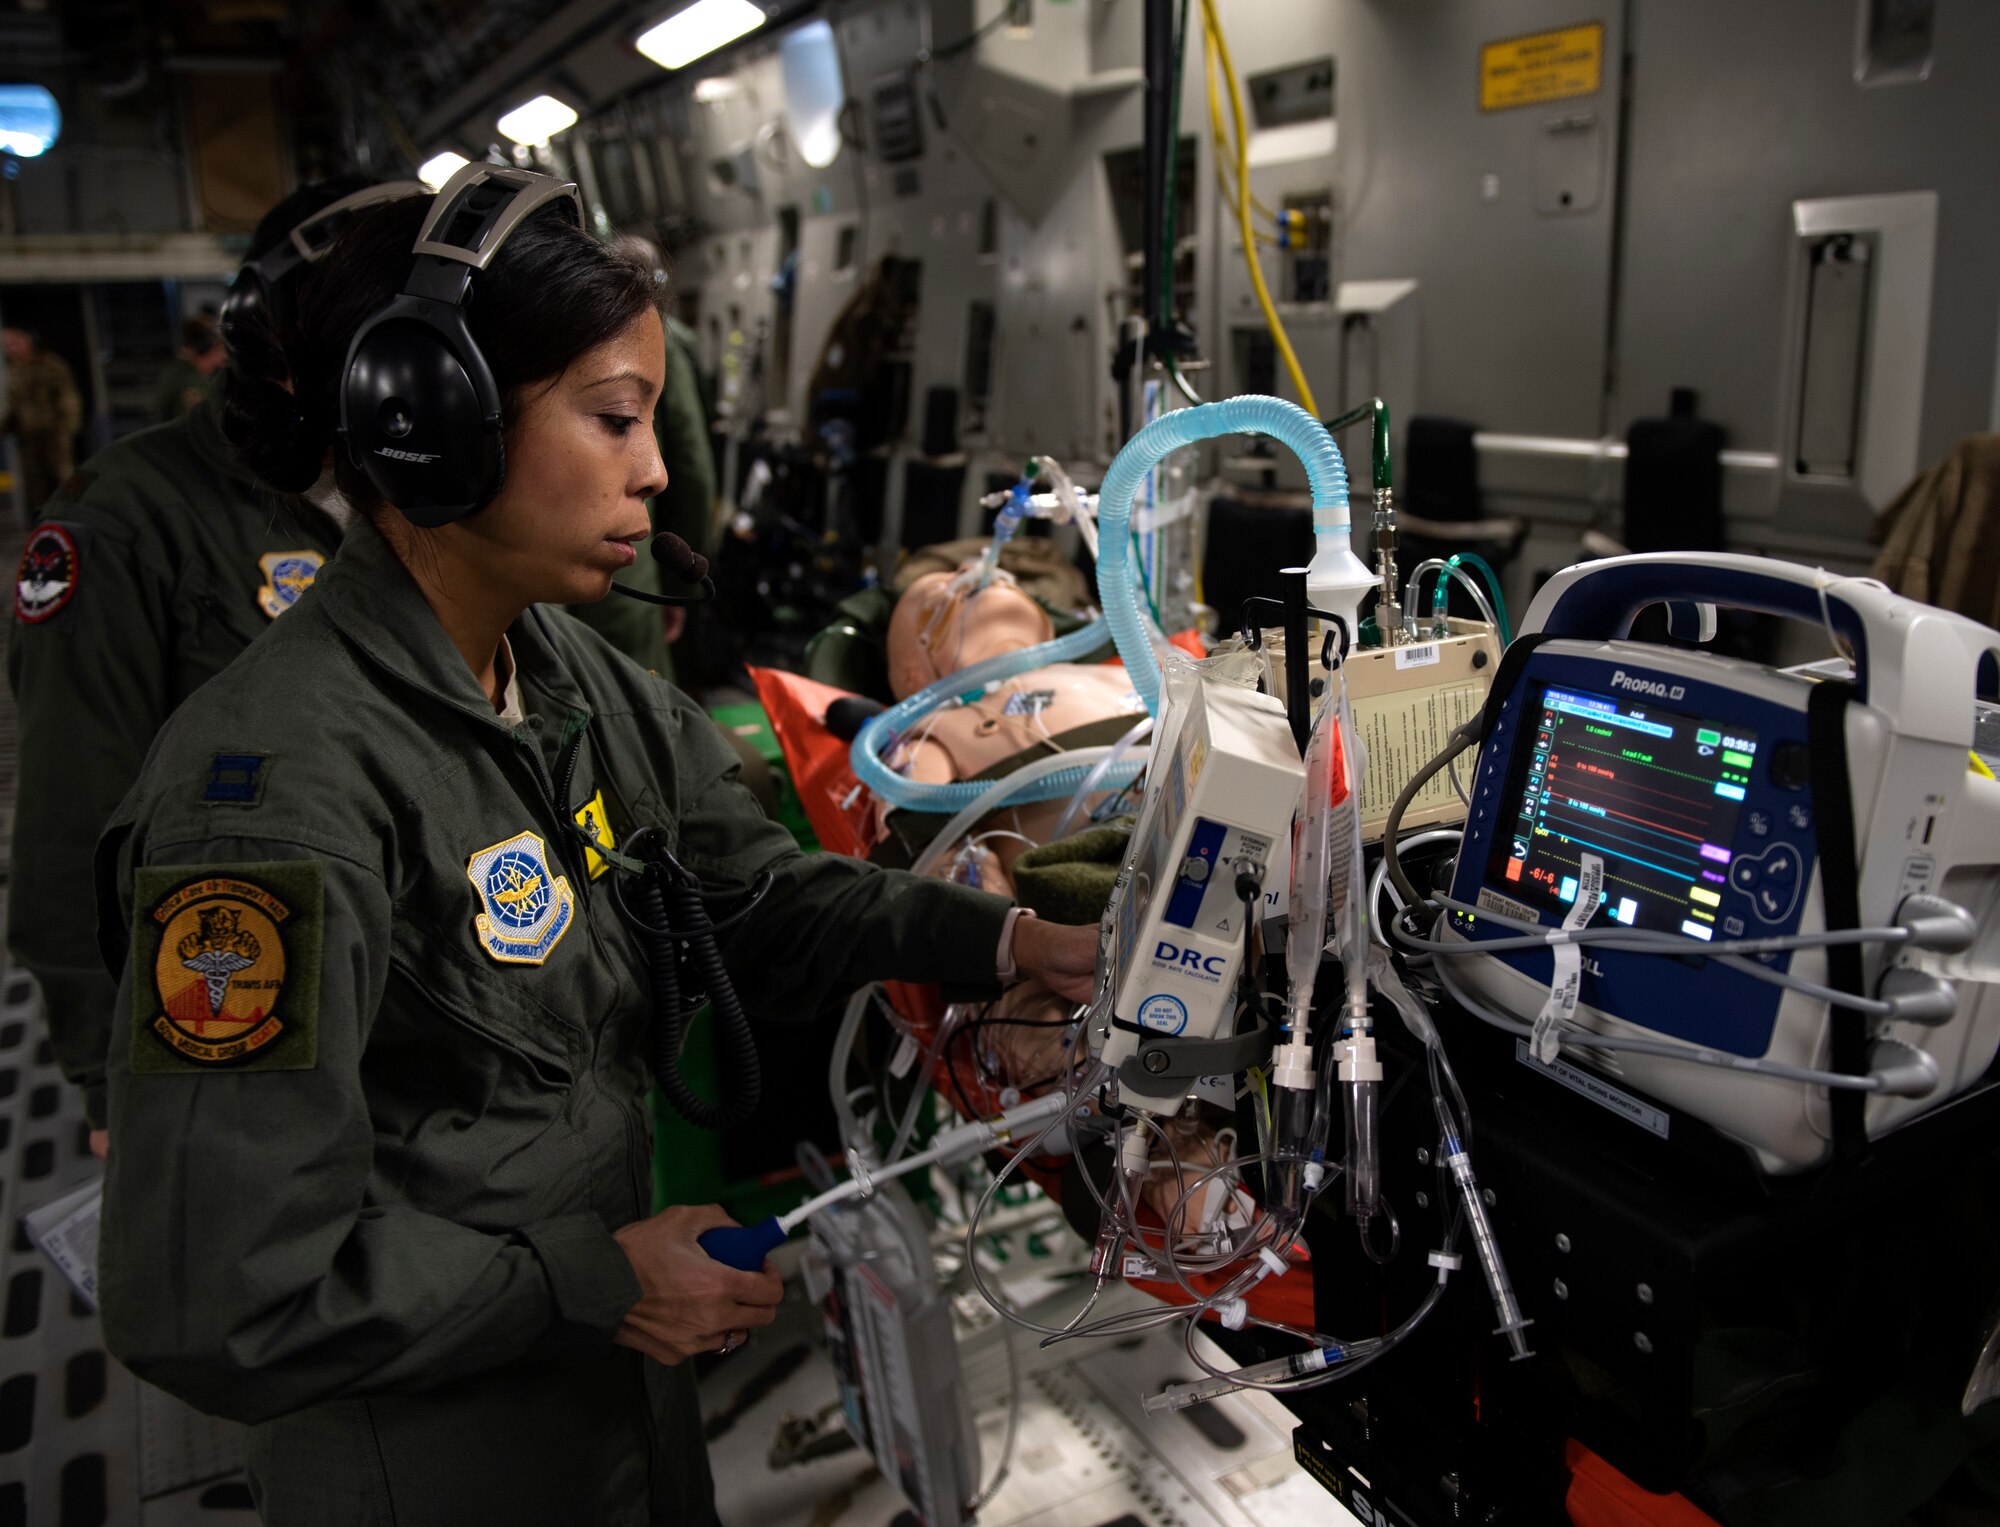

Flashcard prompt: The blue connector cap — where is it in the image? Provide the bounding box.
[697,1217,789,1271]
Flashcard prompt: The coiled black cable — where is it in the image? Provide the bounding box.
[615,829,769,1130]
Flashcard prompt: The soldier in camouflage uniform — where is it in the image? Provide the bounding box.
[1,323,83,516]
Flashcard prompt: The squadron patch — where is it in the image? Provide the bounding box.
[467,830,575,965]
[257,550,325,619]
[15,523,79,624]
[131,863,324,1072]
[573,789,618,880]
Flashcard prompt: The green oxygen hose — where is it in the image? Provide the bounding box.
[1448,551,1512,644]
[1322,397,1392,495]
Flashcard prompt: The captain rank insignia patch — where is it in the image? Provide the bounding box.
[257,550,325,619]
[131,863,324,1072]
[467,830,575,964]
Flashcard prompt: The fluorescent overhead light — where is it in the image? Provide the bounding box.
[692,76,741,103]
[418,151,471,189]
[637,0,767,71]
[497,94,579,147]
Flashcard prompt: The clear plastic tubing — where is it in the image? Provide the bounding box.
[907,745,1127,880]
[1285,698,1340,1035]
[1051,715,1154,842]
[1143,1343,1378,1413]
[1096,395,1350,714]
[1343,1080,1381,1218]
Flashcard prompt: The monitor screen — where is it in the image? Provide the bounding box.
[1486,682,1758,941]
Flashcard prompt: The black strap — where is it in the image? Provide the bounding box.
[1475,631,1557,742]
[1113,1017,1275,1089]
[1806,679,1869,1163]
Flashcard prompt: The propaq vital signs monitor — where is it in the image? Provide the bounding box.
[1440,554,2000,1172]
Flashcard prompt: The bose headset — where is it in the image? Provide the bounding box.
[338,164,585,528]
[218,181,427,358]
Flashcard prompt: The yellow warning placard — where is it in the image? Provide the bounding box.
[1480,23,1604,111]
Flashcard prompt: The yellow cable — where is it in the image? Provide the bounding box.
[1201,25,1275,229]
[1201,0,1316,413]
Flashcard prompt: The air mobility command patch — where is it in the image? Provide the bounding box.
[257,549,325,619]
[15,523,80,624]
[130,862,323,1072]
[467,830,575,965]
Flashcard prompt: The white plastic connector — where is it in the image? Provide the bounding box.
[1302,1161,1326,1192]
[1270,1039,1317,1093]
[1307,534,1375,661]
[1257,1247,1289,1280]
[1428,1250,1463,1273]
[1334,1034,1384,1084]
[1118,1124,1152,1179]
[1217,1298,1250,1330]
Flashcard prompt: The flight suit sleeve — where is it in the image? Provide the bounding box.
[666,700,1012,1019]
[96,832,640,1426]
[7,512,172,1127]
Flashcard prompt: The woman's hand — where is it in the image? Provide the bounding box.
[1009,918,1099,1003]
[612,1204,784,1364]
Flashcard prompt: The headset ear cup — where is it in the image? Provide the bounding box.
[218,272,267,363]
[340,300,504,526]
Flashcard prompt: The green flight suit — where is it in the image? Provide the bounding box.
[94,517,1010,1525]
[567,315,718,679]
[153,357,212,422]
[8,402,339,1125]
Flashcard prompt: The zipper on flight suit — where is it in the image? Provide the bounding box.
[518,715,658,1224]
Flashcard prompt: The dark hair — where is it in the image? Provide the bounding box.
[222,193,659,499]
[181,316,218,355]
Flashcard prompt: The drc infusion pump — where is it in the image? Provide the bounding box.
[1441,554,2000,1172]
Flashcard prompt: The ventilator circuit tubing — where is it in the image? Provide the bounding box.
[1097,395,1351,714]
[852,398,1347,812]
[850,620,1140,814]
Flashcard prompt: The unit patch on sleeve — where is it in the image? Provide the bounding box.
[130,862,324,1072]
[467,830,575,964]
[15,523,80,624]
[257,550,326,619]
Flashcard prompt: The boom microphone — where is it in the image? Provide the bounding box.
[607,532,716,606]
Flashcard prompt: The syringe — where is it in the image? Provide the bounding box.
[1142,1339,1383,1414]
[1441,1131,1533,1360]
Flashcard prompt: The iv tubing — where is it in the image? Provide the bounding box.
[1097,395,1349,713]
[907,745,1131,880]
[1052,716,1155,840]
